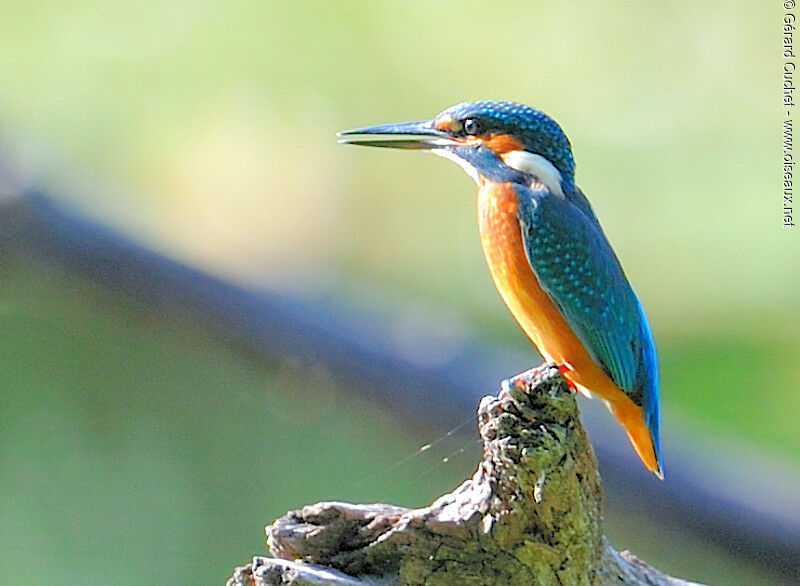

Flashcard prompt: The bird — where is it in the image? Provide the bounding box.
[338,100,662,479]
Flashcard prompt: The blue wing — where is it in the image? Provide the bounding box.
[514,183,656,411]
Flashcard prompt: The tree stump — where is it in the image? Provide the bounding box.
[228,365,702,585]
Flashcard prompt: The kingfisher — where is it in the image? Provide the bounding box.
[338,101,662,479]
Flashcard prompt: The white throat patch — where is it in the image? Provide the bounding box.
[500,150,564,196]
[432,148,480,184]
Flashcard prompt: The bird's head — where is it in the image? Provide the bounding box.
[338,100,574,195]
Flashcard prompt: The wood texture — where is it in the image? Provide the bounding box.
[227,366,702,586]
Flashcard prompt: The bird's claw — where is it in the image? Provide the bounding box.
[500,363,576,400]
[500,365,545,399]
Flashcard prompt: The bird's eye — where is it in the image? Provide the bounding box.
[463,118,480,136]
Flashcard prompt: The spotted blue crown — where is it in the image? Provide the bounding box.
[440,101,575,180]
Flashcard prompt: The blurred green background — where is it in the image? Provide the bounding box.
[0,2,794,585]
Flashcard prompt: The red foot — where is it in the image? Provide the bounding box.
[501,363,577,398]
[501,365,545,398]
[557,364,578,391]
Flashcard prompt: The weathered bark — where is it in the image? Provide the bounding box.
[228,365,702,585]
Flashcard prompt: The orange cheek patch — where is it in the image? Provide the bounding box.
[482,133,523,154]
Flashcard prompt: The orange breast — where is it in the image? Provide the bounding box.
[477,180,597,379]
[477,180,658,472]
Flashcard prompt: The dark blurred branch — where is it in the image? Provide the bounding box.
[227,367,702,585]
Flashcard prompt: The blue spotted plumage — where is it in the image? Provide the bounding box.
[440,101,576,181]
[516,184,654,408]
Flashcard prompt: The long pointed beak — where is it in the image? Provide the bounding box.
[337,120,454,150]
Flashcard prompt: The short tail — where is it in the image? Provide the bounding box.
[610,399,663,479]
[634,298,663,478]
